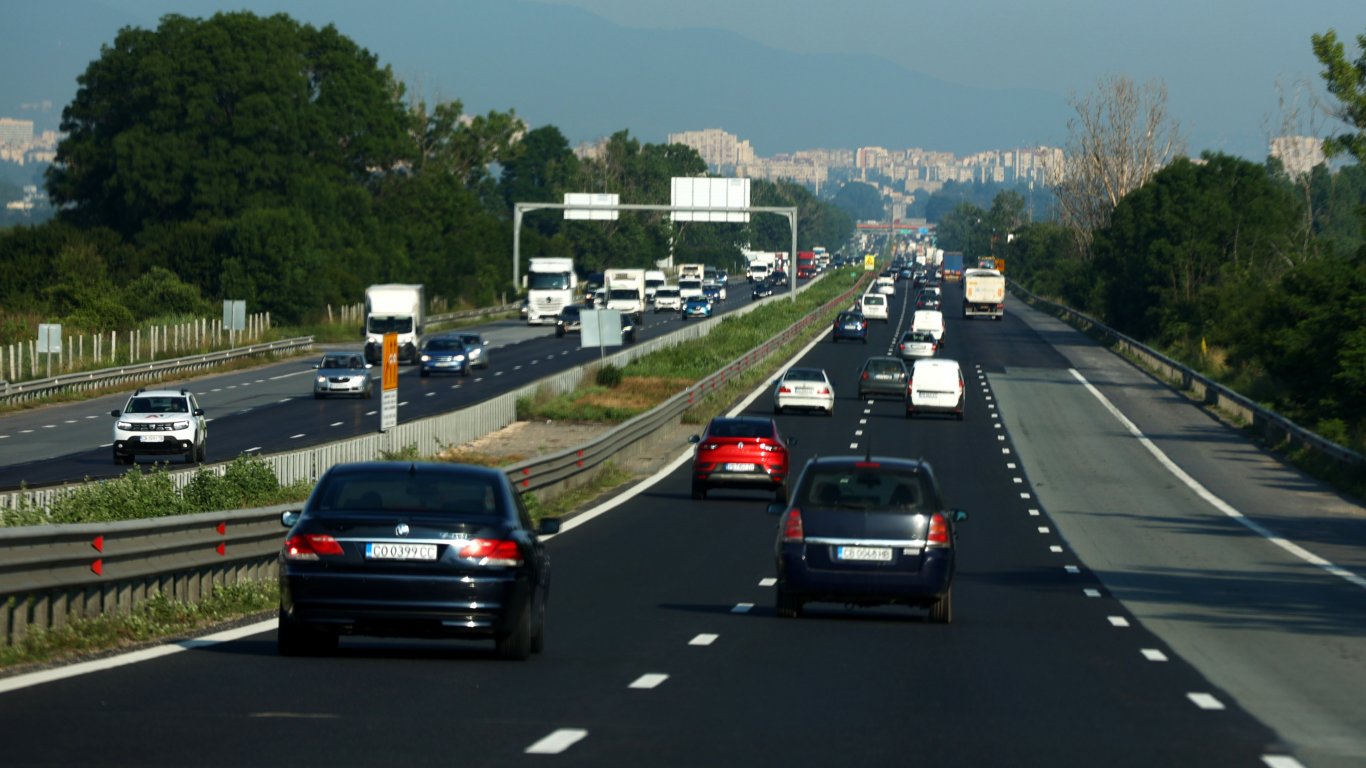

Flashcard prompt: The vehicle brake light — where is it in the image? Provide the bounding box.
[861,372,869,381]
[284,534,344,560]
[927,514,950,547]
[782,509,804,542]
[778,385,793,394]
[458,538,523,566]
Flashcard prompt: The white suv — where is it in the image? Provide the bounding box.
[110,388,208,465]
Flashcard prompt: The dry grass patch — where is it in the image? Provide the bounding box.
[574,376,691,411]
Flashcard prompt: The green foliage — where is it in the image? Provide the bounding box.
[832,182,886,221]
[44,468,189,524]
[379,443,423,461]
[1312,29,1366,166]
[596,364,624,388]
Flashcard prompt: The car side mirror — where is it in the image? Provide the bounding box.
[537,518,562,536]
[193,408,205,416]
[313,364,321,369]
[281,510,301,528]
[766,502,787,515]
[952,510,968,522]
[688,435,700,444]
[110,409,121,417]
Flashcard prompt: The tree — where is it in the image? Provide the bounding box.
[831,182,886,221]
[1053,75,1184,260]
[46,12,411,239]
[1313,29,1366,166]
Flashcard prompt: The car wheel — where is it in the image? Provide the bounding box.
[184,444,197,464]
[366,385,374,399]
[196,441,207,463]
[277,611,338,656]
[495,602,533,660]
[691,482,707,500]
[113,448,130,465]
[313,391,322,399]
[775,587,802,618]
[556,327,564,338]
[929,587,953,624]
[826,406,834,417]
[530,596,547,654]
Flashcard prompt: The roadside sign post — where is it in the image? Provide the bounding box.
[381,332,398,432]
[38,324,61,378]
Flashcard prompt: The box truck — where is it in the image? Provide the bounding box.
[963,268,1006,320]
[524,257,577,325]
[605,268,647,321]
[363,284,424,364]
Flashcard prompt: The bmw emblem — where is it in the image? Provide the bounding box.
[395,523,410,537]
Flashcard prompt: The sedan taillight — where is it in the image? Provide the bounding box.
[458,538,523,566]
[284,534,344,560]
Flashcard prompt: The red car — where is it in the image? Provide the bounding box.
[688,416,793,502]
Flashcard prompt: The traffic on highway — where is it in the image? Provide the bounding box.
[0,265,1362,768]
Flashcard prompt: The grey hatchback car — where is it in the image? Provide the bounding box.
[857,356,909,400]
[313,353,374,399]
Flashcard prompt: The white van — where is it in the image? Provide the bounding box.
[906,358,964,420]
[859,293,889,321]
[912,309,945,344]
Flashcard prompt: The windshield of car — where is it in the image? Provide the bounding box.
[560,307,581,319]
[125,396,189,414]
[367,316,413,334]
[799,469,936,512]
[458,335,482,346]
[657,288,679,297]
[423,338,464,352]
[707,420,774,439]
[608,289,639,300]
[313,472,505,518]
[528,273,569,290]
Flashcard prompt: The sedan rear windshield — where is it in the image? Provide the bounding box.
[312,473,505,518]
[799,470,937,512]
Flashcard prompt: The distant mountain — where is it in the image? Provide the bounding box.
[4,0,1069,154]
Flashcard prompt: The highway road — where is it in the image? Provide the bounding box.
[0,280,779,490]
[0,277,1363,767]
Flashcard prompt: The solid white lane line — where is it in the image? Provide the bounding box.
[731,603,753,614]
[759,578,777,587]
[525,729,589,755]
[1187,693,1225,710]
[290,434,305,439]
[1108,616,1130,627]
[1142,648,1169,662]
[330,422,343,427]
[689,634,718,646]
[628,674,669,690]
[0,619,275,695]
[1070,368,1366,591]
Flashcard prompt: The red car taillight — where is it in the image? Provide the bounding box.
[927,513,950,548]
[782,509,805,542]
[778,385,793,394]
[284,534,344,560]
[458,538,523,566]
[861,372,870,381]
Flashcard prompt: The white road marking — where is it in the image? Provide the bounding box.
[330,422,343,427]
[1028,508,1040,516]
[1142,648,1169,662]
[854,430,863,437]
[64,420,77,424]
[731,603,753,614]
[849,443,859,449]
[19,429,33,434]
[1037,526,1050,533]
[1007,463,1017,469]
[514,365,523,371]
[269,369,313,380]
[425,392,436,397]
[1187,693,1225,710]
[1108,616,1130,627]
[278,398,291,403]
[689,634,718,646]
[1050,546,1064,553]
[289,434,305,439]
[1013,477,1023,484]
[365,410,378,416]
[42,425,55,429]
[628,673,669,690]
[1070,368,1366,591]
[1261,756,1307,768]
[1002,448,1011,454]
[997,435,1006,441]
[244,446,262,453]
[993,423,1002,429]
[1083,589,1101,598]
[1065,565,1080,574]
[859,419,867,425]
[1019,492,1030,499]
[525,729,589,755]
[759,578,777,587]
[0,619,275,694]
[0,435,8,439]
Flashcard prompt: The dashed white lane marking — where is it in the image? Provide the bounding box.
[1049,546,1064,553]
[525,729,589,755]
[424,392,436,397]
[1013,477,1023,484]
[42,425,55,429]
[1187,693,1225,710]
[289,434,305,439]
[64,419,77,424]
[849,443,858,449]
[1142,648,1169,662]
[997,435,1005,441]
[514,365,523,371]
[1261,756,1307,768]
[759,578,777,587]
[1019,492,1030,499]
[628,674,669,690]
[859,419,867,425]
[330,422,343,427]
[1071,368,1366,591]
[1037,526,1050,533]
[244,446,262,453]
[1065,565,1080,574]
[1108,616,1130,627]
[0,435,8,439]
[1007,463,1016,469]
[1001,448,1011,454]
[365,410,378,416]
[19,429,32,434]
[731,603,754,614]
[689,634,718,646]
[1083,589,1101,598]
[1028,509,1040,516]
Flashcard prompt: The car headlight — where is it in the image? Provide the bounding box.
[468,349,481,358]
[116,421,134,430]
[316,376,327,384]
[171,420,190,430]
[421,354,432,362]
[455,355,466,362]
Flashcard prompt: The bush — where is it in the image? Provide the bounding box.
[596,364,623,388]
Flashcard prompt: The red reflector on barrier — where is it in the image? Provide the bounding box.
[91,535,104,553]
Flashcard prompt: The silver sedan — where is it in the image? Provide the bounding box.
[773,367,835,417]
[313,353,374,399]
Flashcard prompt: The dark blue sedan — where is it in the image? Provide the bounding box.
[831,310,868,343]
[752,282,774,300]
[681,297,714,320]
[702,284,724,304]
[278,462,561,659]
[418,336,471,377]
[770,455,967,622]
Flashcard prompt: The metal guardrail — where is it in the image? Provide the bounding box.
[1009,281,1365,474]
[0,337,316,406]
[0,273,866,646]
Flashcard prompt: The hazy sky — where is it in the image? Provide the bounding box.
[533,0,1364,155]
[44,0,1366,157]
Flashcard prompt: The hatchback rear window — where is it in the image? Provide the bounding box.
[313,473,504,517]
[707,420,773,439]
[800,470,936,512]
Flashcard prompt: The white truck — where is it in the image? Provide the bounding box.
[678,263,705,282]
[644,270,667,303]
[962,268,1006,320]
[524,257,578,325]
[605,268,647,321]
[363,284,425,364]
